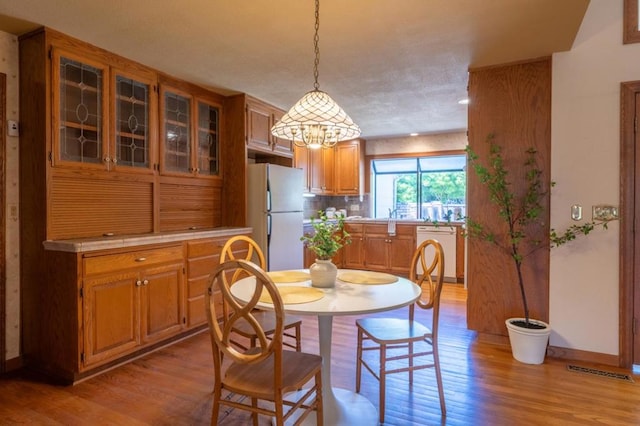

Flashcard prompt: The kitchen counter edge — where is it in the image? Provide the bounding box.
[43,227,253,253]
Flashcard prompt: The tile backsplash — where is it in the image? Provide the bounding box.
[303,194,370,219]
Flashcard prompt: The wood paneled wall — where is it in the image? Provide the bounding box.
[466,58,551,336]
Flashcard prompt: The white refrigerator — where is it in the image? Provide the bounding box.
[247,163,304,271]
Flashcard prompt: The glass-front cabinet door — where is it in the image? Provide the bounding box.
[160,87,192,175]
[112,68,157,173]
[52,49,109,169]
[160,86,221,178]
[52,49,157,173]
[196,100,220,176]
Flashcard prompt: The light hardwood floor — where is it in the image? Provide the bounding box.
[2,284,640,425]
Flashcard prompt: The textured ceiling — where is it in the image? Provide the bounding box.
[0,0,589,139]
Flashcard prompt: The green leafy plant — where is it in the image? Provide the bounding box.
[301,211,351,260]
[465,134,611,327]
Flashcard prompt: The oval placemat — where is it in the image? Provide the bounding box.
[338,271,399,285]
[267,270,311,283]
[259,286,324,304]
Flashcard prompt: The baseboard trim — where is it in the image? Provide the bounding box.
[3,355,23,373]
[476,332,622,367]
[547,345,620,367]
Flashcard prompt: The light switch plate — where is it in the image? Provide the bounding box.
[571,205,582,221]
[592,204,618,221]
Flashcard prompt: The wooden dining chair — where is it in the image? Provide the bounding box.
[206,259,323,426]
[355,239,446,423]
[220,235,303,351]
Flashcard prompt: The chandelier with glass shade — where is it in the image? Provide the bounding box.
[270,0,361,150]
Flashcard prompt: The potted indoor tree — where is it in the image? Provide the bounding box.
[301,211,351,288]
[466,134,612,364]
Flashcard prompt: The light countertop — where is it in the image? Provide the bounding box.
[43,227,253,253]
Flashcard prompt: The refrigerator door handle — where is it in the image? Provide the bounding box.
[266,179,272,212]
[266,213,272,247]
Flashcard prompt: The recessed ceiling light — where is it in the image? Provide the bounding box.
[458,98,470,105]
[410,133,418,137]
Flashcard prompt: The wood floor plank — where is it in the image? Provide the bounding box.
[2,284,640,425]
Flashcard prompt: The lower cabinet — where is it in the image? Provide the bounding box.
[302,222,416,277]
[362,224,415,275]
[342,224,365,269]
[186,236,244,328]
[82,245,185,368]
[37,229,250,383]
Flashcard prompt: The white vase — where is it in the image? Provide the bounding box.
[309,259,337,288]
[505,318,551,364]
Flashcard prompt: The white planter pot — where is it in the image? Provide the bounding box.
[505,318,551,365]
[309,259,337,288]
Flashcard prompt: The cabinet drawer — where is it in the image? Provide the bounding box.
[84,245,184,276]
[187,238,225,257]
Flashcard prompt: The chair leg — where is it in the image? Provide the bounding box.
[315,370,324,426]
[379,343,387,424]
[355,328,363,393]
[409,340,414,385]
[295,322,302,352]
[433,341,446,416]
[211,386,222,425]
[252,397,259,426]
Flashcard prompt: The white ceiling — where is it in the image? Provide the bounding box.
[0,0,589,139]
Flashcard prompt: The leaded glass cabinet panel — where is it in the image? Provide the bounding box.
[114,75,151,169]
[53,49,109,168]
[196,101,219,176]
[162,89,192,174]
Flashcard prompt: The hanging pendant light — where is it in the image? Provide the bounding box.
[270,0,361,149]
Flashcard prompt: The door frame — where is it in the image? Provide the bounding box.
[620,81,639,368]
[0,72,5,372]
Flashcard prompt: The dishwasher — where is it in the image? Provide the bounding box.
[416,225,457,282]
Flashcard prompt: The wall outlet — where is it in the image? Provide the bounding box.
[592,204,618,221]
[350,204,360,212]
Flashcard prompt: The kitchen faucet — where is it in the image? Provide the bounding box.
[388,208,399,219]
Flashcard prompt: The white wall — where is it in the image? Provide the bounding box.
[550,0,638,355]
[0,31,20,360]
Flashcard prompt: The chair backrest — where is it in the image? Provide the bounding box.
[220,235,266,283]
[205,259,284,367]
[409,239,445,331]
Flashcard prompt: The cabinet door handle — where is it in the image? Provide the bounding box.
[135,257,146,262]
[136,280,143,287]
[143,279,149,286]
[103,156,110,163]
[112,158,117,164]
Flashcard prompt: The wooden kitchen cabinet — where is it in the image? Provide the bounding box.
[186,235,250,327]
[160,78,222,178]
[294,144,311,192]
[52,47,157,173]
[82,245,185,369]
[309,146,335,194]
[342,223,365,269]
[362,224,415,276]
[334,139,365,195]
[295,139,365,196]
[246,97,293,157]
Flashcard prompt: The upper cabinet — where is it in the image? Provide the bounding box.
[112,67,157,172]
[52,48,157,174]
[309,146,335,195]
[160,80,222,178]
[334,139,365,195]
[229,95,293,158]
[294,139,365,195]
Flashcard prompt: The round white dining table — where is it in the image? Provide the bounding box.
[231,269,421,426]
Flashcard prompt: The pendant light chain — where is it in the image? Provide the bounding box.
[313,0,320,90]
[270,0,361,147]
